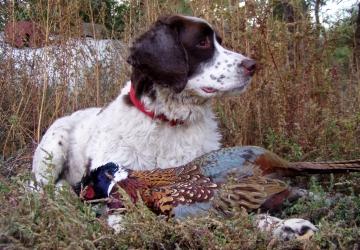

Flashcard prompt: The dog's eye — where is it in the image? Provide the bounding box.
[197,37,211,49]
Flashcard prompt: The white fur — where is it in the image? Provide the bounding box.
[32,16,252,187]
[186,35,251,98]
[32,81,221,186]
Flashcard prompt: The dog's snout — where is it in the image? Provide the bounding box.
[239,59,256,76]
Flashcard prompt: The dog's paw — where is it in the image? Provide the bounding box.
[255,214,317,241]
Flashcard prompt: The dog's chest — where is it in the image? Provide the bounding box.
[138,123,220,169]
[85,107,221,171]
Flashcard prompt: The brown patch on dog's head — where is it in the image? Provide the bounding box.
[127,15,222,98]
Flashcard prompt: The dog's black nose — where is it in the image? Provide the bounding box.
[240,59,256,76]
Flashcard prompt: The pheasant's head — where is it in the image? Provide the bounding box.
[74,162,128,200]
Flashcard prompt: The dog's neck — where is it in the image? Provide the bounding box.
[128,81,211,125]
[129,84,184,126]
[145,86,211,123]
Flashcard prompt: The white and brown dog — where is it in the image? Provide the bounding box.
[32,15,316,239]
[32,15,256,186]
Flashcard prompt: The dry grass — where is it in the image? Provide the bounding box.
[1,0,359,160]
[0,0,359,249]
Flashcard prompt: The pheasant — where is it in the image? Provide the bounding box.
[76,146,360,239]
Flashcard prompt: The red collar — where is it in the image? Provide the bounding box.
[129,84,184,126]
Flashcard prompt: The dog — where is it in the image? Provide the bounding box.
[32,15,256,187]
[32,15,319,239]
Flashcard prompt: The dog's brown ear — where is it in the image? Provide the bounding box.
[127,16,188,94]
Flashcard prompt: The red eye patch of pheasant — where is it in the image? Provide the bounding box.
[80,185,96,200]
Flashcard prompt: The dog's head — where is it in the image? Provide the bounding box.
[127,15,256,99]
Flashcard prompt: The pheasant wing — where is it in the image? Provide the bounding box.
[129,164,202,187]
[140,174,217,216]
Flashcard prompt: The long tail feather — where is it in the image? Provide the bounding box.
[289,159,360,173]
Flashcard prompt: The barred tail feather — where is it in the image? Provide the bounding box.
[289,159,360,173]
